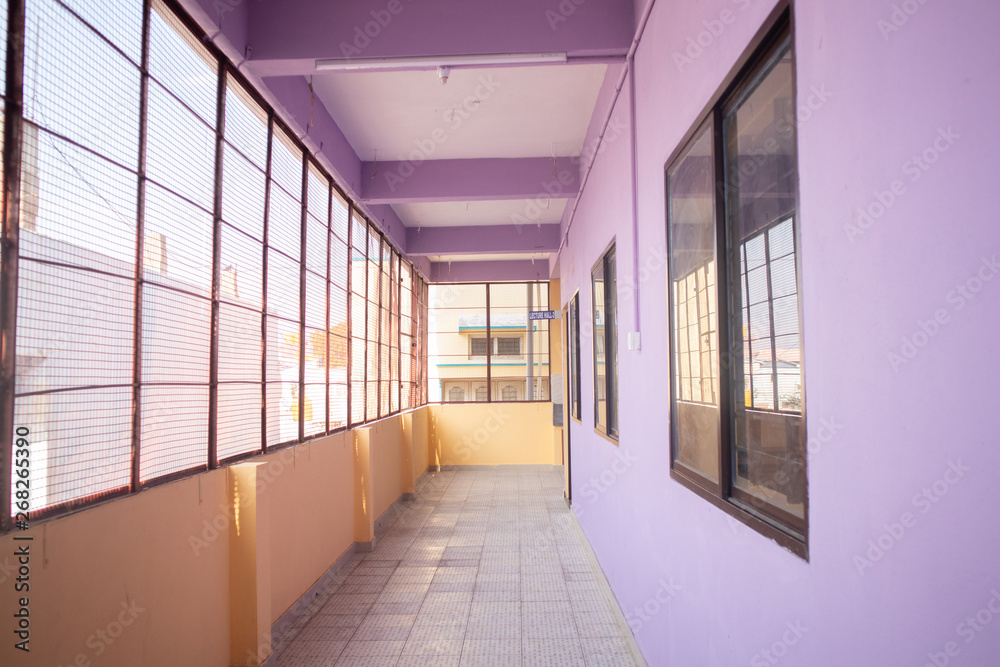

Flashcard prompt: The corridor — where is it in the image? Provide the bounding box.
[269,468,642,666]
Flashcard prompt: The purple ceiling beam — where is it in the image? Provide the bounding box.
[244,0,633,76]
[406,224,560,257]
[429,260,551,283]
[361,157,580,205]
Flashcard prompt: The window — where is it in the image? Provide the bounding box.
[428,282,549,403]
[592,245,619,439]
[568,293,581,421]
[665,14,805,554]
[501,385,518,401]
[0,0,429,526]
[470,336,489,357]
[496,337,520,356]
[448,386,465,402]
[470,336,521,358]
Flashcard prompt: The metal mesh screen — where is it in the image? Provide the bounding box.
[365,222,379,421]
[15,0,140,512]
[3,0,427,524]
[349,212,366,425]
[329,191,349,429]
[489,282,550,402]
[428,284,488,403]
[426,282,548,404]
[139,5,216,479]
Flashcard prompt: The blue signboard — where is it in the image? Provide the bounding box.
[529,310,560,321]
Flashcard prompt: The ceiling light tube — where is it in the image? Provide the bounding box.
[315,52,568,72]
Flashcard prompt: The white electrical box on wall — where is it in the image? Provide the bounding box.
[627,332,641,351]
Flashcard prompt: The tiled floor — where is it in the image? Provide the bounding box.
[269,467,642,667]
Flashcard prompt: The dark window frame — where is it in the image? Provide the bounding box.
[568,291,582,423]
[0,0,430,530]
[426,281,552,405]
[664,8,808,558]
[592,242,619,441]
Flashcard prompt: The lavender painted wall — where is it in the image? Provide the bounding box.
[559,1,1000,666]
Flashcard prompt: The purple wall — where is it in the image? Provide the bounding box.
[560,1,1000,665]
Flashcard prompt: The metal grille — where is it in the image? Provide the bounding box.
[349,212,366,425]
[1,0,430,526]
[14,0,140,513]
[365,222,380,421]
[427,282,549,404]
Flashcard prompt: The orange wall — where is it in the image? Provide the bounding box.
[428,403,556,466]
[409,407,431,482]
[266,433,355,624]
[0,469,232,666]
[367,419,404,523]
[0,430,357,667]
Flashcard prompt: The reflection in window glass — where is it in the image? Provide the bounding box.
[593,247,617,437]
[725,43,804,520]
[667,125,719,481]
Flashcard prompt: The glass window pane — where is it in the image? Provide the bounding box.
[725,41,804,520]
[592,264,606,429]
[667,125,719,480]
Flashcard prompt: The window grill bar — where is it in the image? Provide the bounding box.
[324,170,331,434]
[346,201,353,425]
[298,152,307,443]
[0,0,26,531]
[131,0,152,489]
[260,110,273,453]
[207,46,226,469]
[485,283,491,402]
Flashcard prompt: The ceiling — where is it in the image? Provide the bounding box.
[392,199,567,229]
[310,65,607,162]
[233,0,636,275]
[309,63,609,266]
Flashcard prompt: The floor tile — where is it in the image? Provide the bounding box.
[274,469,640,667]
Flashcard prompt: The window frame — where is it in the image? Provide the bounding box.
[426,281,551,405]
[0,0,431,529]
[592,242,619,441]
[568,291,582,423]
[663,8,808,558]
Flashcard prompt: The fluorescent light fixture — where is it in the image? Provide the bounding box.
[316,52,568,72]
